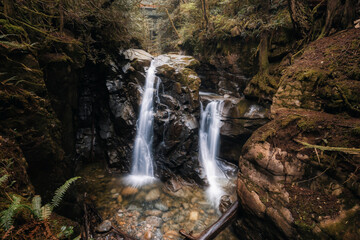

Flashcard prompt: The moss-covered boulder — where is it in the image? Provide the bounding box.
[272,29,360,117]
[236,109,360,239]
[236,28,360,239]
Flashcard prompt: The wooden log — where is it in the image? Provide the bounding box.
[179,200,239,240]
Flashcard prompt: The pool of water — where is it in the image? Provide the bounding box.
[78,163,238,240]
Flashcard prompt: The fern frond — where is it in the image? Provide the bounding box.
[50,177,80,210]
[0,195,21,230]
[0,174,9,186]
[31,195,42,219]
[41,204,52,220]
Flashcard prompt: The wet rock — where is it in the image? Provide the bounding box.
[96,220,112,233]
[164,230,180,239]
[121,187,138,196]
[123,49,153,70]
[145,216,162,227]
[143,230,152,240]
[155,202,169,211]
[189,211,199,221]
[145,188,161,201]
[219,195,232,213]
[145,210,162,216]
[162,211,175,221]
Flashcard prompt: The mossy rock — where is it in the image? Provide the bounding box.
[244,71,279,102]
[272,29,360,117]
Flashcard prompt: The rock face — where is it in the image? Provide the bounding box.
[200,93,269,165]
[76,49,203,182]
[0,42,76,197]
[236,29,360,239]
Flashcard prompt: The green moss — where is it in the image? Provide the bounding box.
[297,118,317,132]
[256,152,264,160]
[280,115,302,127]
[296,69,325,83]
[259,127,276,142]
[351,127,360,137]
[0,19,28,39]
[244,71,279,100]
[321,209,360,240]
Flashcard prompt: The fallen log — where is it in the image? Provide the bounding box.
[179,200,239,240]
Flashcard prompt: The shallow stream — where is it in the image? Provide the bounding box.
[78,162,238,240]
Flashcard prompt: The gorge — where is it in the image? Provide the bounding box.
[0,0,359,240]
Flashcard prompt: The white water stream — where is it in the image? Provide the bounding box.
[125,60,158,186]
[199,100,227,206]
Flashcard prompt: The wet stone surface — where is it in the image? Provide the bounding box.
[78,163,238,240]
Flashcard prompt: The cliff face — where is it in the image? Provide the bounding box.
[235,29,360,240]
[0,31,85,198]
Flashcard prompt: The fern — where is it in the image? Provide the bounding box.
[0,174,9,186]
[31,195,42,219]
[0,195,21,230]
[50,177,80,210]
[40,204,52,220]
[0,176,80,229]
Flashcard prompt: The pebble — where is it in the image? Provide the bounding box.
[155,202,169,211]
[145,216,162,227]
[162,211,175,221]
[189,211,199,221]
[121,187,138,196]
[117,195,123,203]
[144,230,152,240]
[145,210,163,216]
[95,220,112,233]
[164,230,180,238]
[110,188,117,194]
[97,175,105,178]
[145,188,161,201]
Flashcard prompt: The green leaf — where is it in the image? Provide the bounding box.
[50,177,80,210]
[0,174,9,186]
[31,195,42,219]
[0,195,21,230]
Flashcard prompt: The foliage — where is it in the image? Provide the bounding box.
[156,0,292,55]
[0,0,145,62]
[0,195,21,230]
[0,177,80,230]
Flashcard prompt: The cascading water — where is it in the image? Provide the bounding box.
[199,100,227,206]
[125,59,158,186]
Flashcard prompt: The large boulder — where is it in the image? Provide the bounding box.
[236,29,360,239]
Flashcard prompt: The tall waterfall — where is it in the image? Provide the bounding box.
[125,60,158,186]
[199,100,226,205]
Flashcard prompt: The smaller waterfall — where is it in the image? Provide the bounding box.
[125,60,158,187]
[199,100,227,206]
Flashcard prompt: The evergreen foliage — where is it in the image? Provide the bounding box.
[0,177,80,230]
[0,174,9,186]
[0,195,21,230]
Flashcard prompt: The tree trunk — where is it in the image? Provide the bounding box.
[59,0,64,34]
[3,0,14,17]
[200,0,209,30]
[259,32,269,72]
[321,0,356,37]
[287,0,313,38]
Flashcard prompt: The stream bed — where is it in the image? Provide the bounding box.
[78,162,238,240]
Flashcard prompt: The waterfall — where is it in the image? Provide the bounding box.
[125,59,158,186]
[199,100,227,206]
